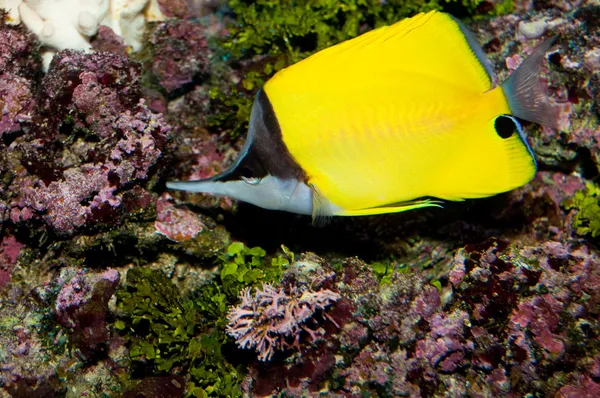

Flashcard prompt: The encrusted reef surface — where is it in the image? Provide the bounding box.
[0,0,599,397]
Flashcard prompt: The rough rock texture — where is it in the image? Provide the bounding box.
[2,49,171,235]
[0,17,39,137]
[237,241,600,397]
[0,267,126,396]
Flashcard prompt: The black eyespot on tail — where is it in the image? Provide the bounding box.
[494,115,518,139]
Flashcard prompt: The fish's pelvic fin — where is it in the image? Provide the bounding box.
[502,37,559,129]
[338,199,443,217]
[310,184,334,226]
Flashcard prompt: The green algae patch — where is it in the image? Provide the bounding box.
[117,267,201,371]
[117,267,242,397]
[225,0,489,61]
[219,241,288,297]
[563,183,600,238]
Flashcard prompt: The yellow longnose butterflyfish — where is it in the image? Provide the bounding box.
[168,11,557,222]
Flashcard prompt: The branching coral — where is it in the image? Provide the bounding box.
[226,283,340,362]
[0,0,165,69]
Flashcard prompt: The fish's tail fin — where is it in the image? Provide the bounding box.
[502,36,558,129]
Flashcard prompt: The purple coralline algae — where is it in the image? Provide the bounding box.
[54,268,119,328]
[557,375,600,398]
[236,239,600,396]
[1,1,600,397]
[446,239,600,396]
[0,18,39,136]
[54,267,120,360]
[226,282,340,362]
[1,267,125,395]
[156,0,195,19]
[150,20,210,95]
[3,50,172,235]
[0,305,64,396]
[165,128,237,210]
[181,132,230,181]
[90,25,128,57]
[154,193,206,242]
[0,235,24,288]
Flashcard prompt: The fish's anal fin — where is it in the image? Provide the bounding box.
[338,199,444,217]
[502,36,559,129]
[310,184,334,227]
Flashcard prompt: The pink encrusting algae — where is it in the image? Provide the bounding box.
[154,193,206,242]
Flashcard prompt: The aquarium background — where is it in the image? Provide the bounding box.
[0,0,598,397]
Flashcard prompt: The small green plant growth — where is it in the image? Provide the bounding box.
[117,267,199,372]
[489,0,514,15]
[430,279,442,293]
[195,241,289,338]
[562,183,600,238]
[371,261,394,284]
[371,259,411,284]
[219,241,288,298]
[225,0,488,62]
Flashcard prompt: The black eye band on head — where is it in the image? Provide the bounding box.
[211,89,307,184]
[219,153,268,182]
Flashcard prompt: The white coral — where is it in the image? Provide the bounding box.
[0,0,165,70]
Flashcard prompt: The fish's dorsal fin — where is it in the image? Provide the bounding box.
[449,15,497,86]
[267,11,494,95]
[502,37,558,129]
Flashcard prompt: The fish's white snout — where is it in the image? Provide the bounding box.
[166,176,315,216]
[166,180,226,196]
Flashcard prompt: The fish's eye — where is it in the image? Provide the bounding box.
[241,176,261,185]
[239,167,261,185]
[240,166,254,179]
[494,115,518,139]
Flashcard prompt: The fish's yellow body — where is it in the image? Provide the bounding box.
[265,11,538,216]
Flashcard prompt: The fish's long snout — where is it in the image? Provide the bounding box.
[166,178,227,196]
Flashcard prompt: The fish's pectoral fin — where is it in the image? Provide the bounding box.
[310,184,334,226]
[337,199,444,217]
